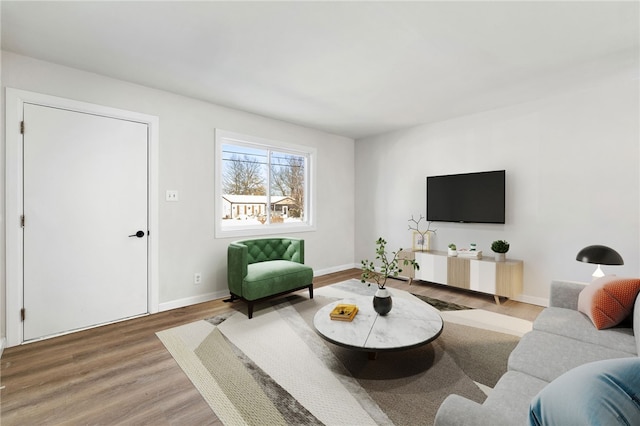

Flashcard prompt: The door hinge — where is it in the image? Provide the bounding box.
[20,215,25,228]
[21,308,25,322]
[20,121,25,135]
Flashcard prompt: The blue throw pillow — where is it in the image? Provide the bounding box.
[529,358,640,426]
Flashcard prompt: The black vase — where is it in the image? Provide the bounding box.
[373,288,392,316]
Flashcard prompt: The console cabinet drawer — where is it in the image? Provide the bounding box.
[414,252,448,283]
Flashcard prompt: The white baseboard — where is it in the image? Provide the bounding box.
[512,294,549,307]
[1,337,7,358]
[158,290,229,312]
[152,263,552,317]
[313,264,358,277]
[158,265,359,312]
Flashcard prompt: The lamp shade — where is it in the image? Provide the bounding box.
[576,245,624,266]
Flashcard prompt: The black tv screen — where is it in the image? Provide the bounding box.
[427,170,506,224]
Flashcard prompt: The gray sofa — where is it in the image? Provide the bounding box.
[434,279,640,425]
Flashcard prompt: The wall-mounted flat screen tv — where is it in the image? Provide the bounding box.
[426,170,506,224]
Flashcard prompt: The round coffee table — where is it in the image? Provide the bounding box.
[313,295,443,359]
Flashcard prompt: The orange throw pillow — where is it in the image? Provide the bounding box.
[578,276,640,330]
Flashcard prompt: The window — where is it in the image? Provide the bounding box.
[215,129,316,238]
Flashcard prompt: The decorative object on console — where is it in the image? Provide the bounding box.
[491,239,510,261]
[577,276,640,329]
[576,244,624,278]
[447,243,457,257]
[458,249,483,259]
[408,214,437,251]
[361,237,419,316]
[412,232,428,252]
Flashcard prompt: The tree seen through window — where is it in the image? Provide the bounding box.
[221,143,306,227]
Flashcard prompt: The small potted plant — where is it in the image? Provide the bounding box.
[448,243,458,257]
[491,240,510,261]
[361,237,419,315]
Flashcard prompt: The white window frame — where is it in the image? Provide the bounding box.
[215,129,316,238]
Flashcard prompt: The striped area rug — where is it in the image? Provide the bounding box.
[157,280,531,425]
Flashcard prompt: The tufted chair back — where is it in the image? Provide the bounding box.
[240,238,304,264]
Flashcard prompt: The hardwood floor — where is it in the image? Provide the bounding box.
[0,269,543,424]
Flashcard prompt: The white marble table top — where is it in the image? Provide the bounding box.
[313,295,443,352]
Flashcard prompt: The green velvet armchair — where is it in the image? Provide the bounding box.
[226,237,314,318]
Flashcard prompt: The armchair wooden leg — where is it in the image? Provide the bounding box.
[247,302,254,319]
[223,294,239,303]
[308,284,314,299]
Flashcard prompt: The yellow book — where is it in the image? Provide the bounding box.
[330,304,358,321]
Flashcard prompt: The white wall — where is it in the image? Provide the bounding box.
[1,51,355,340]
[2,49,638,345]
[0,10,4,353]
[355,64,639,305]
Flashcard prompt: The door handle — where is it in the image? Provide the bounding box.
[129,230,145,238]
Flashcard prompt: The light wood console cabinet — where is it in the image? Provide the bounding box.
[412,250,523,304]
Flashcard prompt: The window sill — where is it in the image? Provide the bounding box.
[215,222,316,239]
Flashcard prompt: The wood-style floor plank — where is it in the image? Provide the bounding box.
[0,269,542,424]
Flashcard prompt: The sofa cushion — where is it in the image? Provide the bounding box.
[242,260,313,300]
[577,276,640,329]
[549,280,587,310]
[529,358,640,426]
[533,307,636,355]
[508,330,635,383]
[434,395,514,426]
[482,371,548,425]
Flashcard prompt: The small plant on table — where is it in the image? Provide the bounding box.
[361,237,419,289]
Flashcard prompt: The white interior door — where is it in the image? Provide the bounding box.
[23,103,149,341]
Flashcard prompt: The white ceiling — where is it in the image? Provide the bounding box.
[2,1,638,139]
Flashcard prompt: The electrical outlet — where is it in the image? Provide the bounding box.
[166,190,179,201]
[194,273,202,285]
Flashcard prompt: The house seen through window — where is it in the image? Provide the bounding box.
[215,130,315,237]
